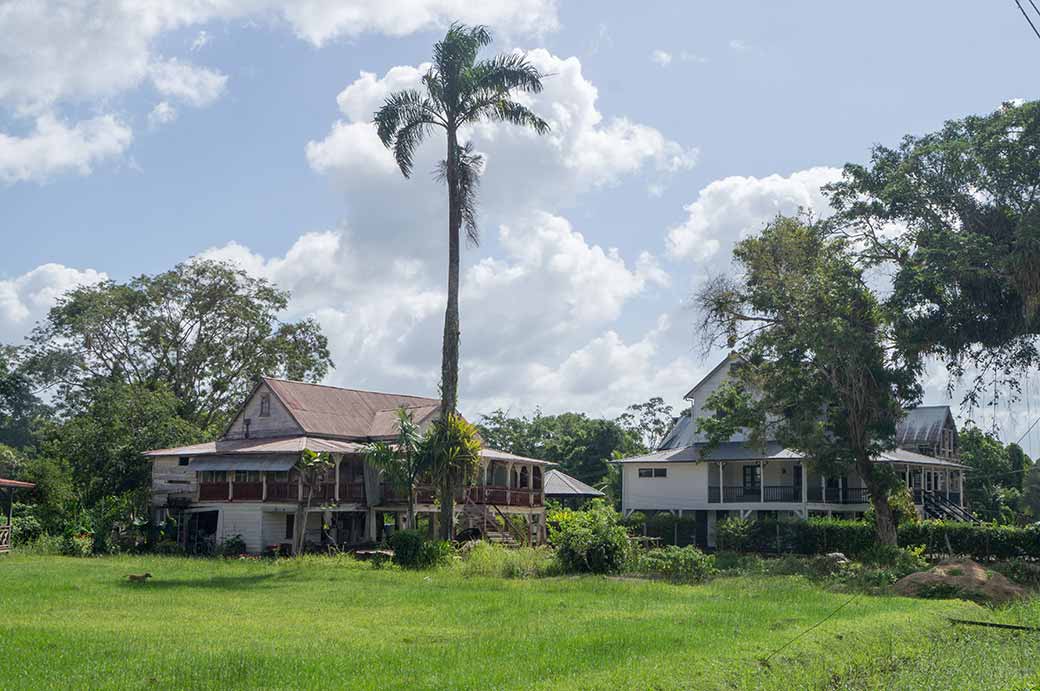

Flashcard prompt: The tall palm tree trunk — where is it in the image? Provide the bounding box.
[439,126,462,541]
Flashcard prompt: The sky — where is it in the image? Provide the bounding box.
[2,1,1040,452]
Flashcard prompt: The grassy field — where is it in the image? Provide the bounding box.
[1,554,1039,690]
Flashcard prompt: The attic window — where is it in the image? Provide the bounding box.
[178,457,190,467]
[260,394,271,418]
[244,418,252,439]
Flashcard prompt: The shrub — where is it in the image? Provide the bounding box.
[860,544,928,578]
[221,534,248,556]
[634,546,717,583]
[549,500,630,574]
[715,517,753,551]
[60,532,93,557]
[153,540,185,556]
[388,529,452,569]
[992,559,1040,588]
[11,508,43,544]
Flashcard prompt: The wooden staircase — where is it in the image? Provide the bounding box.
[460,498,521,546]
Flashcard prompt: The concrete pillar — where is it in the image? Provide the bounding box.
[366,508,378,542]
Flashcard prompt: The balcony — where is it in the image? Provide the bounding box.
[708,485,869,504]
[198,482,229,501]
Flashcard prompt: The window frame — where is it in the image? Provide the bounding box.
[259,394,271,418]
[742,465,761,490]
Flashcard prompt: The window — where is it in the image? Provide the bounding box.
[178,457,190,467]
[200,470,227,483]
[638,468,668,479]
[235,470,260,483]
[743,465,761,490]
[259,394,271,417]
[244,418,251,438]
[285,514,295,541]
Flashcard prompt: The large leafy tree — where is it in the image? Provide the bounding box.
[0,346,44,449]
[375,23,549,538]
[826,100,1040,406]
[25,259,332,431]
[478,409,644,486]
[616,397,675,451]
[958,428,1032,522]
[696,216,922,546]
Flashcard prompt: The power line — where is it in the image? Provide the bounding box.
[1015,0,1040,40]
[762,592,860,664]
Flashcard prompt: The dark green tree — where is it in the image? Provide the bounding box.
[696,216,922,546]
[826,100,1040,406]
[375,23,549,539]
[26,259,332,431]
[0,346,45,449]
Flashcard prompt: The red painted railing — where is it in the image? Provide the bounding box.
[232,482,262,501]
[199,482,229,501]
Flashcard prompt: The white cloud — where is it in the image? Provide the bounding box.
[666,166,842,262]
[0,0,558,183]
[190,30,213,52]
[0,113,133,184]
[0,264,107,339]
[679,50,708,64]
[651,50,673,67]
[729,39,750,52]
[148,102,178,128]
[149,59,227,108]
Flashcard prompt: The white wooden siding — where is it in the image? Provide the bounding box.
[622,463,709,512]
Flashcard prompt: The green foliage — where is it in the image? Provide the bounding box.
[10,503,43,543]
[633,546,717,583]
[860,544,928,579]
[548,499,630,574]
[615,397,675,451]
[457,542,555,579]
[221,534,248,556]
[477,409,644,486]
[642,512,698,547]
[364,408,427,528]
[388,529,452,569]
[959,427,1029,522]
[715,517,754,551]
[59,532,94,557]
[0,346,45,449]
[826,100,1040,400]
[695,215,922,544]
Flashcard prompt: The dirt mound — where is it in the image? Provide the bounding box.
[893,558,1028,605]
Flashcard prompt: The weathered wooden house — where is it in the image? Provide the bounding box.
[617,355,973,548]
[146,378,550,554]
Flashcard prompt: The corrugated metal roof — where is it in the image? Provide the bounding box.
[615,442,802,464]
[0,477,35,489]
[895,406,952,446]
[367,404,440,439]
[190,457,297,472]
[543,469,604,497]
[480,449,554,466]
[144,436,367,457]
[263,377,441,440]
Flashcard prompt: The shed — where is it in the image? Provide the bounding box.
[1,477,35,553]
[543,469,604,506]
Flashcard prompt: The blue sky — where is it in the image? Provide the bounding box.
[2,1,1039,452]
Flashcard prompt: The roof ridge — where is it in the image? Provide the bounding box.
[262,376,440,403]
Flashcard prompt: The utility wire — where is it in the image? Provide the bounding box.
[762,592,860,664]
[1015,0,1040,40]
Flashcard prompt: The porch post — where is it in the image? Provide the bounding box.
[527,464,534,507]
[228,472,233,501]
[959,471,965,507]
[506,463,513,505]
[945,469,950,501]
[800,464,807,507]
[262,472,268,501]
[759,460,764,503]
[838,476,844,504]
[719,462,725,504]
[334,456,341,502]
[821,475,827,503]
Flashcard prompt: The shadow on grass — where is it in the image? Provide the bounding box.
[120,573,287,591]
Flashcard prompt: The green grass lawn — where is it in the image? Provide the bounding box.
[2,554,1039,690]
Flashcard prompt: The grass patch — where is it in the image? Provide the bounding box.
[0,554,1037,689]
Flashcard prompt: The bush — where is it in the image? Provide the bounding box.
[221,534,247,556]
[993,559,1040,588]
[388,529,452,569]
[458,542,555,579]
[60,532,93,557]
[634,546,717,583]
[11,506,43,544]
[715,517,753,551]
[153,540,185,556]
[549,500,630,574]
[860,544,928,578]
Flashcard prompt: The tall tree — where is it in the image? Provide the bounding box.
[364,408,427,530]
[616,397,675,451]
[375,23,549,538]
[25,259,332,431]
[826,100,1040,407]
[0,346,44,449]
[696,216,922,546]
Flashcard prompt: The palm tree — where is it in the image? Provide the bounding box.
[375,23,549,539]
[364,408,426,530]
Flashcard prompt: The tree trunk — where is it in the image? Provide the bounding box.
[407,488,416,531]
[438,126,462,542]
[294,484,313,555]
[857,454,898,546]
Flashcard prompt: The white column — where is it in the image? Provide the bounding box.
[821,475,826,503]
[228,472,233,501]
[719,462,725,504]
[262,472,268,501]
[838,476,844,505]
[800,465,807,507]
[759,460,765,503]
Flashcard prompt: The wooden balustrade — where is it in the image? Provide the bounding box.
[0,524,10,552]
[232,482,262,501]
[266,482,299,502]
[198,482,230,501]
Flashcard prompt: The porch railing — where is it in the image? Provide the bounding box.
[232,482,262,501]
[266,482,299,502]
[709,485,870,504]
[198,482,229,501]
[806,487,870,504]
[0,524,10,552]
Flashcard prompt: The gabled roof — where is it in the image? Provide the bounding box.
[683,352,740,401]
[612,441,968,469]
[260,377,441,440]
[543,469,604,498]
[144,436,367,457]
[896,406,955,446]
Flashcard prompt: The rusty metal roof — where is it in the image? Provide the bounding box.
[367,404,440,439]
[262,377,441,439]
[0,477,35,489]
[144,436,367,457]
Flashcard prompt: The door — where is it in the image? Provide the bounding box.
[793,465,803,501]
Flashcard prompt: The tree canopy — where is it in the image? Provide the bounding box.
[25,259,332,430]
[696,215,922,545]
[826,99,1040,405]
